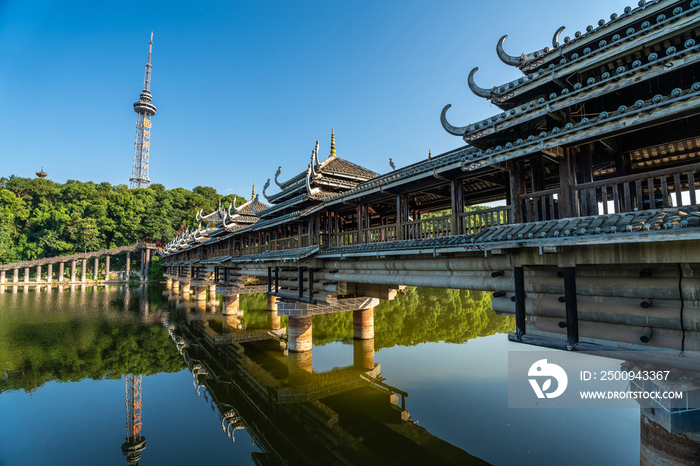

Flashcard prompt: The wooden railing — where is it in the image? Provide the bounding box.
[329,230,359,247]
[520,188,560,223]
[574,162,700,216]
[362,224,398,243]
[403,215,452,240]
[460,206,510,234]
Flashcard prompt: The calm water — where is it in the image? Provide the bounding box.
[0,285,641,465]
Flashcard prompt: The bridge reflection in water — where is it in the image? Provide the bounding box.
[163,288,491,465]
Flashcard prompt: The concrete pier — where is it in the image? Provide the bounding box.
[172,279,180,293]
[94,257,99,281]
[353,308,374,340]
[81,259,87,283]
[267,294,278,312]
[58,263,64,282]
[222,313,238,333]
[36,265,41,283]
[223,294,239,315]
[0,271,5,284]
[105,255,110,280]
[47,264,52,283]
[288,316,312,352]
[12,269,18,283]
[268,310,281,330]
[195,286,207,302]
[125,252,130,277]
[70,261,76,282]
[23,267,29,284]
[208,284,216,301]
[181,281,190,297]
[165,277,172,290]
[288,351,313,386]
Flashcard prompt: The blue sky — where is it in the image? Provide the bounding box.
[0,0,632,197]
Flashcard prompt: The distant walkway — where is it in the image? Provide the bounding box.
[0,242,159,284]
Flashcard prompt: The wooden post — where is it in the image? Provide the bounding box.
[564,267,579,348]
[450,178,464,235]
[308,267,314,301]
[396,195,404,240]
[274,266,279,293]
[508,161,524,224]
[267,267,272,293]
[558,148,575,219]
[514,267,526,340]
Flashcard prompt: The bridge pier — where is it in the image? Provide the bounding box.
[94,257,99,281]
[36,265,41,283]
[268,309,281,330]
[172,279,180,293]
[47,264,52,283]
[165,277,172,290]
[58,262,64,282]
[181,280,191,297]
[0,271,5,284]
[288,316,312,352]
[353,308,374,340]
[195,286,207,302]
[222,313,238,333]
[144,249,150,279]
[223,294,239,315]
[105,255,110,281]
[81,259,87,283]
[23,267,29,284]
[267,295,278,312]
[125,252,130,278]
[353,338,375,370]
[13,269,18,283]
[70,260,76,283]
[208,284,216,301]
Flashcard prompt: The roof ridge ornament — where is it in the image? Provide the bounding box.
[309,146,318,177]
[305,163,313,194]
[314,140,320,166]
[251,194,259,215]
[552,26,565,48]
[467,67,493,99]
[389,158,396,171]
[440,104,469,136]
[262,179,273,202]
[496,35,524,67]
[274,166,283,187]
[330,128,336,158]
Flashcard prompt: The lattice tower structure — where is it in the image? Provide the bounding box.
[129,32,157,189]
[121,374,146,465]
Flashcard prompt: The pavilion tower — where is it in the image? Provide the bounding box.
[129,32,156,189]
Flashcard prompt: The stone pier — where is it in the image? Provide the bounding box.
[195,286,207,302]
[222,313,238,333]
[13,269,19,283]
[47,264,53,283]
[81,259,87,283]
[165,277,172,290]
[208,284,216,301]
[288,351,313,386]
[70,261,76,283]
[267,294,279,312]
[222,294,239,315]
[353,308,374,340]
[105,255,110,280]
[288,316,312,352]
[36,265,41,283]
[94,257,99,281]
[268,310,281,330]
[0,270,5,284]
[58,262,64,282]
[125,252,130,278]
[172,279,180,293]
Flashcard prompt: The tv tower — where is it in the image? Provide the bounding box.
[129,32,156,189]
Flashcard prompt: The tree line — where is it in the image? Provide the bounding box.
[0,176,246,264]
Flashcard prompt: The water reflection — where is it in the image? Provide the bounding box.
[0,285,697,464]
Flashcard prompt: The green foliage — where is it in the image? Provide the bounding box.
[0,176,242,264]
[311,287,514,348]
[0,316,184,392]
[148,255,164,280]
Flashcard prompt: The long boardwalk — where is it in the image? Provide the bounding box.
[163,0,700,364]
[0,242,158,284]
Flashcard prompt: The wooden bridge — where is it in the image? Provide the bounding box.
[162,0,700,358]
[0,242,158,285]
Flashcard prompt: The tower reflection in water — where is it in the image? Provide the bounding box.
[165,296,491,465]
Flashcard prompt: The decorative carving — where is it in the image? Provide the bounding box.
[468,67,493,99]
[496,35,523,66]
[274,166,283,187]
[552,26,565,48]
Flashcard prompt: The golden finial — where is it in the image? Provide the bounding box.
[251,182,255,200]
[428,149,432,159]
[330,128,336,157]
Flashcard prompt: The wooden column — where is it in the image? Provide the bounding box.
[514,267,526,340]
[450,178,464,235]
[508,161,524,224]
[558,148,575,219]
[564,267,579,348]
